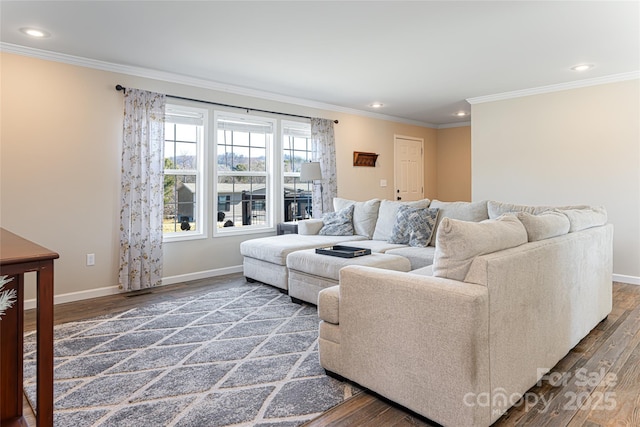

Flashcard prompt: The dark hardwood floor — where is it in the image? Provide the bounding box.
[23,277,640,427]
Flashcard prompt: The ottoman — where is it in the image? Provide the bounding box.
[287,249,411,304]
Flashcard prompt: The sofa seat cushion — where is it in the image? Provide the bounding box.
[333,198,381,238]
[240,234,366,266]
[344,240,408,253]
[287,250,411,282]
[428,200,489,246]
[386,246,436,270]
[408,265,434,277]
[433,215,528,281]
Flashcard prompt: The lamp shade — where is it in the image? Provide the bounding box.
[299,162,322,181]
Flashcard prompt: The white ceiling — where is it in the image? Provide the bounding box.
[1,1,639,126]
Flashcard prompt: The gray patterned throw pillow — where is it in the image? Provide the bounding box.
[319,205,355,236]
[389,205,439,247]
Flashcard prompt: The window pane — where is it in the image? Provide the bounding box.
[164,174,198,234]
[216,176,267,228]
[283,177,312,221]
[165,123,175,141]
[293,137,308,151]
[233,131,249,146]
[251,132,266,148]
[175,123,196,142]
[250,147,266,172]
[175,141,197,169]
[164,140,176,166]
[217,139,233,171]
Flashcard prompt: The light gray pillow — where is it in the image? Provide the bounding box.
[333,198,381,239]
[557,206,607,232]
[432,215,527,281]
[389,206,439,247]
[372,198,431,241]
[428,200,489,246]
[488,200,590,219]
[515,211,570,242]
[319,205,354,236]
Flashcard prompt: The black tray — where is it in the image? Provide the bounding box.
[315,245,371,258]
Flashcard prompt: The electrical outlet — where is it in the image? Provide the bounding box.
[86,253,95,266]
[380,179,387,187]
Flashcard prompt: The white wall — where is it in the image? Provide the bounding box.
[0,52,437,301]
[471,79,640,282]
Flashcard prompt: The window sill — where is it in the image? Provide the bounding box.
[163,232,207,243]
[213,225,275,238]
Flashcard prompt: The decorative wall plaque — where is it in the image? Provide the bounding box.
[353,151,378,167]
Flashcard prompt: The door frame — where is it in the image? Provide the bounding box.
[394,134,424,201]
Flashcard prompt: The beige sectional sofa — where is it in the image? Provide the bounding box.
[240,197,489,297]
[318,204,612,426]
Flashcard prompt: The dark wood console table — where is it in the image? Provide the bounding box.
[1,228,59,427]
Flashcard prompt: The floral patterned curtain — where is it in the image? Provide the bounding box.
[118,89,166,291]
[310,118,337,217]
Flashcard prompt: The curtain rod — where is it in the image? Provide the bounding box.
[115,85,338,124]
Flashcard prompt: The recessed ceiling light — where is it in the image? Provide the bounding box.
[370,102,384,108]
[454,111,468,117]
[20,27,51,38]
[570,64,594,72]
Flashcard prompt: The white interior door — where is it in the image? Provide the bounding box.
[394,135,424,201]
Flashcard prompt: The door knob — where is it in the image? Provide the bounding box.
[397,196,402,200]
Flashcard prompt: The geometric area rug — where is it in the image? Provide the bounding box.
[23,283,359,427]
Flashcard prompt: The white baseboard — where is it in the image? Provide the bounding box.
[24,285,121,310]
[613,274,640,286]
[23,265,244,310]
[161,265,243,286]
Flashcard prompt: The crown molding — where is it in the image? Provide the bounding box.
[466,71,640,105]
[0,42,436,128]
[437,121,471,129]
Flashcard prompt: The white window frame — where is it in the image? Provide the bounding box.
[213,111,276,237]
[162,104,208,242]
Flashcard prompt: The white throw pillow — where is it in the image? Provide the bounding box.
[428,200,489,246]
[372,198,431,241]
[515,211,570,242]
[432,215,527,281]
[333,198,381,239]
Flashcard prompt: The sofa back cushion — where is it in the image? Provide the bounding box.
[372,198,431,241]
[557,206,607,232]
[428,200,489,246]
[515,211,570,242]
[433,215,528,281]
[333,198,381,238]
[488,200,589,219]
